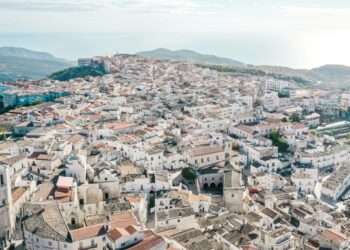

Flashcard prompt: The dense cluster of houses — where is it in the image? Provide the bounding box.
[1,55,350,249]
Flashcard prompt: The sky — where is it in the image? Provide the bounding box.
[0,0,350,68]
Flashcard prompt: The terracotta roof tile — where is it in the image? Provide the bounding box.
[70,224,106,241]
[322,229,348,244]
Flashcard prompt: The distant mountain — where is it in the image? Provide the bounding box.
[256,64,350,89]
[2,46,350,89]
[0,47,62,61]
[308,65,350,85]
[136,48,244,67]
[136,48,350,89]
[0,47,74,82]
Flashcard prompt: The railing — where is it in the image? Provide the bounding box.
[275,236,292,246]
[78,243,97,250]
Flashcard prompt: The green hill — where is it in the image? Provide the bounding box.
[49,64,107,81]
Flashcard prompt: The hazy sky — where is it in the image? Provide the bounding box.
[1,0,350,68]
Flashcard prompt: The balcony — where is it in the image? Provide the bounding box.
[78,243,97,250]
[274,236,293,246]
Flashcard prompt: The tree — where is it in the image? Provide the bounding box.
[281,117,288,122]
[232,143,238,151]
[290,112,300,122]
[270,130,280,141]
[34,99,43,105]
[0,127,6,141]
[182,167,196,180]
[269,130,289,153]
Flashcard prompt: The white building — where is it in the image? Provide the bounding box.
[321,162,350,202]
[185,145,225,168]
[304,113,320,127]
[0,165,15,245]
[263,92,279,112]
[291,168,318,194]
[265,79,289,93]
[255,227,294,250]
[155,207,195,230]
[65,153,88,184]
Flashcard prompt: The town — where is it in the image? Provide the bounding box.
[1,54,350,250]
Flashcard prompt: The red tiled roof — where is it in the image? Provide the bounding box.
[128,231,165,250]
[191,145,224,157]
[241,243,258,250]
[54,191,74,203]
[292,123,308,130]
[68,134,85,144]
[110,211,138,229]
[125,225,139,234]
[12,187,27,203]
[322,229,348,244]
[123,195,141,203]
[70,224,106,241]
[105,122,137,130]
[108,228,129,241]
[57,176,73,188]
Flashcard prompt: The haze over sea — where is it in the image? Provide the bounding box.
[1,0,350,69]
[0,31,344,69]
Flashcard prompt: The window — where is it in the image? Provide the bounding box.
[103,237,106,242]
[178,219,181,222]
[64,244,67,248]
[36,238,39,242]
[91,240,95,245]
[48,242,52,246]
[0,174,3,185]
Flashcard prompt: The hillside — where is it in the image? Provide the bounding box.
[0,47,61,61]
[136,48,350,89]
[49,64,107,81]
[307,65,350,86]
[0,47,73,82]
[256,64,350,89]
[136,48,244,67]
[2,46,350,89]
